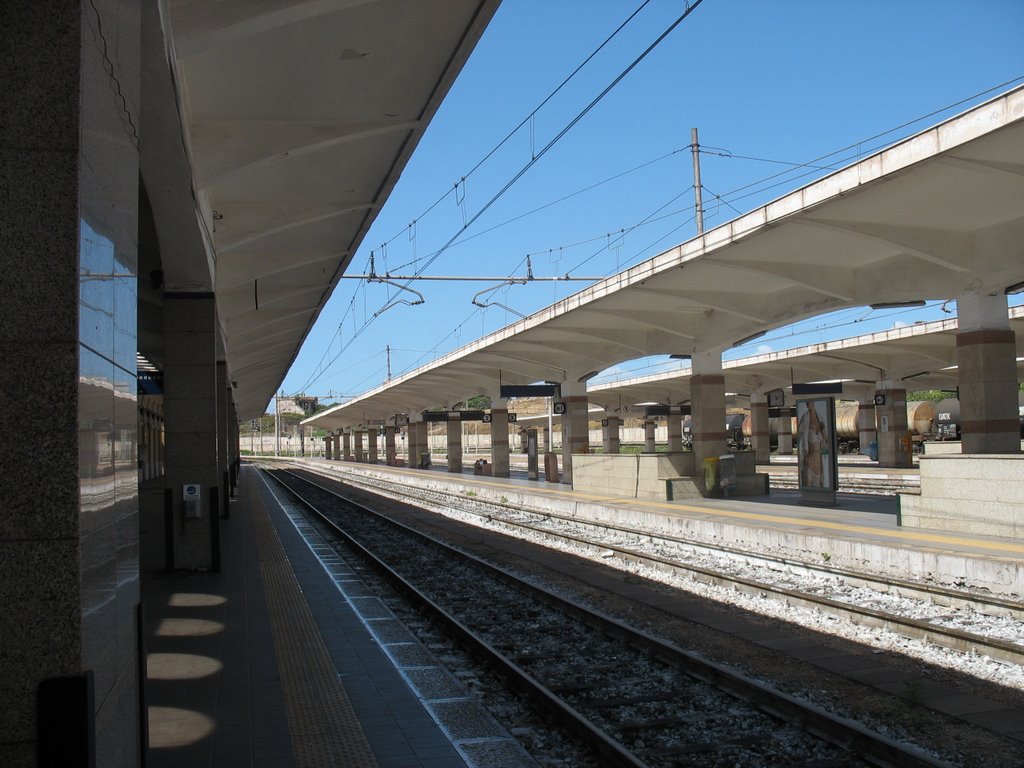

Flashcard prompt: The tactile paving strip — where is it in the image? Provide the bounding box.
[252,491,380,768]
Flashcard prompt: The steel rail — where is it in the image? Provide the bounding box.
[302,463,1024,663]
[263,468,647,768]
[268,466,953,768]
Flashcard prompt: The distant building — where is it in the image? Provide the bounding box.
[277,395,318,416]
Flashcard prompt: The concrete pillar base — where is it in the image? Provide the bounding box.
[956,329,1021,454]
[602,416,621,454]
[490,409,510,478]
[750,400,770,464]
[690,373,727,469]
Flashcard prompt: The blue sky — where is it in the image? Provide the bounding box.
[282,0,1024,403]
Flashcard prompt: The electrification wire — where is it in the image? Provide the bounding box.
[520,76,1024,280]
[386,0,706,289]
[297,1,663,390]
[297,1,706,393]
[299,74,1021,396]
[378,0,657,262]
[390,147,687,272]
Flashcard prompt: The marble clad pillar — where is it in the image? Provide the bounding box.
[217,362,229,494]
[602,416,621,454]
[690,351,728,471]
[776,417,794,455]
[750,393,771,464]
[367,427,378,464]
[874,382,912,468]
[354,430,365,462]
[956,292,1020,454]
[643,420,657,452]
[490,400,511,478]
[342,430,352,460]
[1,3,142,762]
[559,380,590,485]
[407,420,425,467]
[667,413,683,453]
[324,433,333,460]
[164,295,220,567]
[857,397,877,456]
[447,416,463,473]
[385,426,397,465]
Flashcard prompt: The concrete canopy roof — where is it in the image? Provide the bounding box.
[588,306,1024,412]
[306,87,1024,431]
[160,0,499,419]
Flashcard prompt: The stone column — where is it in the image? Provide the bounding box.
[354,430,365,462]
[407,420,423,467]
[750,393,771,464]
[324,433,333,460]
[690,351,728,470]
[165,295,220,569]
[857,397,878,456]
[229,396,239,490]
[776,420,794,455]
[560,380,590,485]
[447,416,463,473]
[667,413,683,452]
[367,428,378,464]
[1,4,142,761]
[384,426,397,465]
[519,428,529,453]
[490,401,511,478]
[956,292,1020,454]
[874,382,912,468]
[602,416,621,454]
[542,426,551,453]
[643,420,657,452]
[342,431,352,460]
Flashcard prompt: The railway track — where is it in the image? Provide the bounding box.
[298,462,1023,668]
[264,466,952,768]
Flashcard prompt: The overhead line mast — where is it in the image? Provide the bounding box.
[691,127,704,235]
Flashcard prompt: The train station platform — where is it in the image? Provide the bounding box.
[139,466,500,768]
[279,456,1024,598]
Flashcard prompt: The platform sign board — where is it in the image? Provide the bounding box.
[796,397,838,507]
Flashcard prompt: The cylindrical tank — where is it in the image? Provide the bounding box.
[906,400,936,436]
[933,398,960,440]
[835,404,859,438]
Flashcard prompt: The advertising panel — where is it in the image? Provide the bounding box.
[797,397,837,506]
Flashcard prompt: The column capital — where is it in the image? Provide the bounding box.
[691,349,723,375]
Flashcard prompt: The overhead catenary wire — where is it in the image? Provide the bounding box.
[377,0,658,261]
[297,2,706,393]
[298,75,1023,397]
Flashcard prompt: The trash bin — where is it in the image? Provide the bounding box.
[718,454,737,494]
[866,442,878,461]
[703,456,719,492]
[473,459,490,476]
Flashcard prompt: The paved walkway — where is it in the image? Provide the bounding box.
[141,466,465,767]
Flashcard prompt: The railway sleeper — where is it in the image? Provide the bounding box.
[647,733,772,756]
[616,713,715,732]
[586,689,686,708]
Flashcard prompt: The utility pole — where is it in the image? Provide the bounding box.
[385,345,392,382]
[275,392,281,456]
[690,127,704,236]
